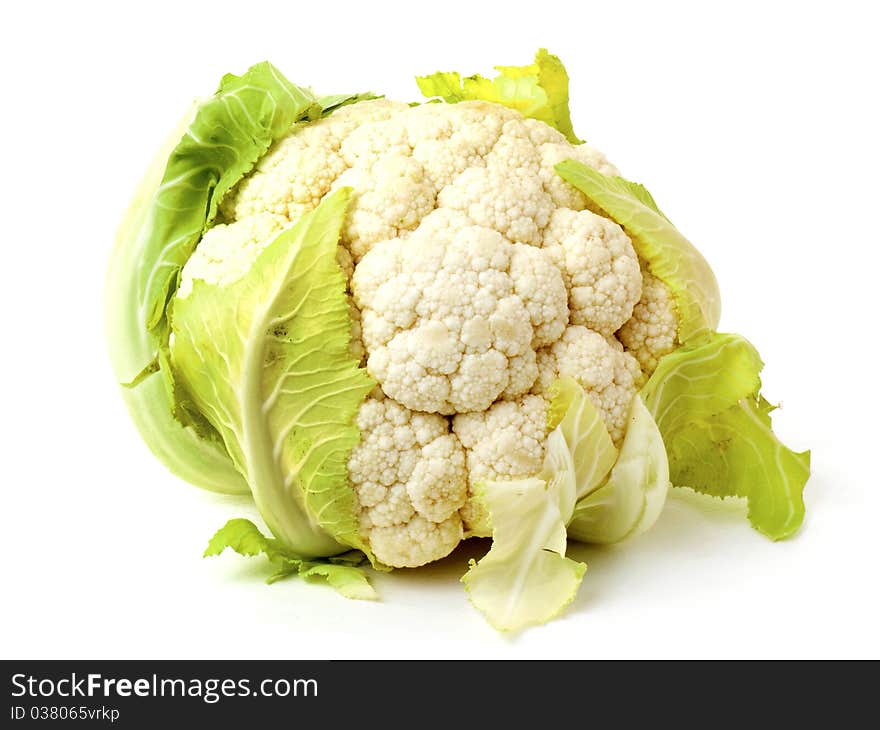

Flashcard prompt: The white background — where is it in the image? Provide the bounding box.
[1,0,877,659]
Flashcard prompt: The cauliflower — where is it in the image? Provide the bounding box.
[116,54,809,633]
[179,91,652,566]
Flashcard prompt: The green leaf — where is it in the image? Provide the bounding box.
[204,517,289,562]
[171,190,376,558]
[143,62,319,333]
[568,396,670,544]
[106,62,322,495]
[641,333,810,539]
[298,564,377,600]
[414,72,465,102]
[317,92,381,115]
[416,48,582,144]
[554,161,721,343]
[206,519,377,600]
[547,377,618,500]
[106,105,249,495]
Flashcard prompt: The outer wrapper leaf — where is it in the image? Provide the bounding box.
[204,517,291,563]
[107,62,321,495]
[206,519,376,600]
[171,190,375,558]
[641,333,810,539]
[106,106,249,494]
[568,396,670,544]
[417,48,581,144]
[548,377,618,499]
[463,431,586,632]
[143,63,319,331]
[464,378,640,630]
[554,160,721,343]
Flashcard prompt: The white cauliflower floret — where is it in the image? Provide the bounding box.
[618,270,679,376]
[533,325,641,443]
[340,115,412,167]
[453,395,548,535]
[486,120,543,175]
[332,156,436,260]
[538,142,621,210]
[348,397,466,567]
[507,240,569,347]
[407,102,512,188]
[178,213,287,297]
[352,223,568,414]
[412,208,473,239]
[369,516,463,570]
[316,98,414,140]
[543,208,642,336]
[438,166,553,246]
[221,132,345,222]
[522,117,567,146]
[431,116,555,246]
[221,99,408,223]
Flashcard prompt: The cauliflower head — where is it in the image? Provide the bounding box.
[179,95,660,567]
[113,56,810,633]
